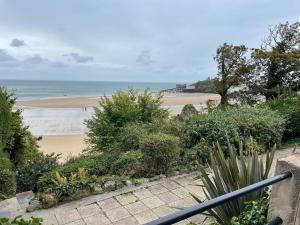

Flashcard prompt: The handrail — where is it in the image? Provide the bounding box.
[144,170,292,225]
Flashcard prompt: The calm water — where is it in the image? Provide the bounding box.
[0,79,177,100]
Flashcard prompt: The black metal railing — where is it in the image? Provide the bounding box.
[144,170,292,225]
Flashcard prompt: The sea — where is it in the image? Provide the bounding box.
[0,79,177,100]
[0,79,180,136]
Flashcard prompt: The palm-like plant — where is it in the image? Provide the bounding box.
[197,140,275,225]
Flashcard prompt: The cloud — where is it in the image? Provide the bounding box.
[10,38,26,47]
[0,49,15,62]
[136,50,154,66]
[63,53,93,63]
[25,54,47,64]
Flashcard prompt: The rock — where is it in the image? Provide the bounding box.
[41,194,57,209]
[175,171,180,176]
[116,181,124,189]
[159,174,167,179]
[125,180,132,187]
[26,199,42,212]
[103,181,116,192]
[93,184,103,194]
[149,176,160,182]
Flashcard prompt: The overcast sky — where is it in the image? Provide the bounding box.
[0,0,299,82]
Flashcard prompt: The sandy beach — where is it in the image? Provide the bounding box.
[18,93,220,160]
[16,93,220,108]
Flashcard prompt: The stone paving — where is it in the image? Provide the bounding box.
[24,173,208,225]
[1,146,296,225]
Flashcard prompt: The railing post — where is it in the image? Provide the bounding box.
[268,150,300,225]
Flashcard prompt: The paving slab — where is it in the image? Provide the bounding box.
[141,196,165,209]
[133,210,159,224]
[133,188,154,200]
[83,214,112,225]
[115,193,137,206]
[77,203,101,218]
[55,209,81,225]
[124,201,149,215]
[105,207,130,222]
[97,198,121,211]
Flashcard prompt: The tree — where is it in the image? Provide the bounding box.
[0,87,39,165]
[213,43,252,106]
[250,21,300,98]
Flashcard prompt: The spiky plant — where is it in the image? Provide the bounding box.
[196,141,275,225]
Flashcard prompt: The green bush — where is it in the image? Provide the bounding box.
[231,193,269,225]
[181,110,238,152]
[262,94,300,140]
[37,154,110,192]
[111,151,142,177]
[0,153,16,198]
[119,123,147,151]
[180,142,211,168]
[0,216,42,225]
[16,153,59,192]
[181,105,285,153]
[0,87,39,166]
[176,104,198,122]
[140,133,179,176]
[85,89,168,153]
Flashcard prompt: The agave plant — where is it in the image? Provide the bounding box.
[196,140,275,225]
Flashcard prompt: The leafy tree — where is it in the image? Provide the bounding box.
[85,89,168,153]
[0,87,39,165]
[249,21,300,98]
[213,43,252,106]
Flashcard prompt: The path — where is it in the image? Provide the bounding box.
[0,146,296,225]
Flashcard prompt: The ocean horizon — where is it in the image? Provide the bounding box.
[0,79,178,100]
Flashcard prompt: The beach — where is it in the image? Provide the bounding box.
[17,93,220,160]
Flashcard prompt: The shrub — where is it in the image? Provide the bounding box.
[111,151,142,177]
[181,105,285,153]
[181,110,238,153]
[85,89,168,153]
[262,94,300,140]
[0,216,42,225]
[16,153,59,192]
[0,87,39,166]
[0,153,16,198]
[140,133,179,176]
[231,193,269,225]
[119,123,147,151]
[37,154,110,192]
[176,104,198,122]
[228,106,285,149]
[180,142,211,168]
[196,141,274,225]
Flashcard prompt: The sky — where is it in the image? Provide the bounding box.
[0,0,299,82]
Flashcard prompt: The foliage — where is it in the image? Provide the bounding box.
[0,87,39,166]
[176,104,198,122]
[119,123,147,151]
[16,153,59,192]
[37,154,110,192]
[249,21,300,98]
[111,151,142,177]
[213,43,252,106]
[0,216,42,225]
[140,133,179,176]
[262,94,300,139]
[197,141,274,225]
[181,105,285,152]
[193,78,215,93]
[231,193,270,225]
[85,89,168,153]
[180,142,211,168]
[0,153,16,198]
